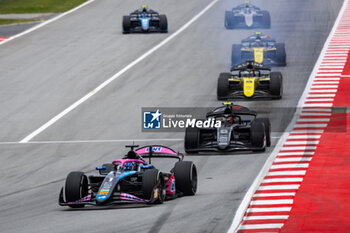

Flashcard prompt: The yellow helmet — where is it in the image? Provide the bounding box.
[142,5,147,9]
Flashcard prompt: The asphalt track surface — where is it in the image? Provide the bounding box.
[0,0,343,232]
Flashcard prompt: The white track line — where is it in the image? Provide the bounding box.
[0,0,98,46]
[19,0,219,143]
[0,138,184,145]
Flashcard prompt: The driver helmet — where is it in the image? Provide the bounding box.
[123,162,137,171]
[141,5,148,12]
[221,116,233,126]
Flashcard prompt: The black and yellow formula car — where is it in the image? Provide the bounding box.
[231,32,286,67]
[217,61,283,100]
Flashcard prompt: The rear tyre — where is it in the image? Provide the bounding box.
[159,15,168,33]
[276,43,286,66]
[225,11,235,29]
[231,44,242,67]
[122,16,131,34]
[65,171,88,208]
[261,11,271,28]
[174,161,197,195]
[217,73,231,100]
[184,127,200,154]
[270,72,283,98]
[255,118,271,147]
[250,122,265,150]
[142,169,165,204]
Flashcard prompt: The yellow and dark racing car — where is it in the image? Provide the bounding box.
[217,60,283,100]
[231,32,286,67]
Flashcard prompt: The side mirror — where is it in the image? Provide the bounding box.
[96,166,106,170]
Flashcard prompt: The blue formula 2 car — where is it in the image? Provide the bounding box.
[225,1,270,29]
[58,145,197,208]
[122,5,168,34]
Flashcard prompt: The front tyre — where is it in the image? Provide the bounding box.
[270,72,283,98]
[261,11,271,28]
[159,15,168,33]
[225,11,235,29]
[122,16,131,34]
[142,169,165,204]
[250,121,266,150]
[255,118,271,147]
[65,171,88,208]
[217,73,231,100]
[184,127,200,154]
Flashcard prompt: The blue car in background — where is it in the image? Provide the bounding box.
[123,5,168,34]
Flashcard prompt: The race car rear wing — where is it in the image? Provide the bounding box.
[231,60,271,72]
[136,145,184,164]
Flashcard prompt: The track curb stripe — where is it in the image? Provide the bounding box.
[227,0,350,232]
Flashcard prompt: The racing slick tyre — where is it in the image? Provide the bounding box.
[174,161,197,196]
[261,10,271,28]
[270,72,283,98]
[65,171,89,208]
[225,11,235,29]
[159,15,168,33]
[217,73,231,100]
[185,127,200,154]
[255,118,271,147]
[231,44,242,67]
[142,169,165,204]
[122,16,131,34]
[276,43,287,66]
[250,122,266,150]
[99,163,114,175]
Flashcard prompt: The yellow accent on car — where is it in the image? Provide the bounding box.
[243,77,255,97]
[153,188,158,199]
[223,102,232,105]
[254,47,264,64]
[228,78,241,81]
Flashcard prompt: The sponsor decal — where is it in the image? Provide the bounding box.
[153,188,159,199]
[171,180,175,192]
[97,195,107,201]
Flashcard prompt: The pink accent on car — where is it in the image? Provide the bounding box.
[166,174,176,195]
[67,194,91,204]
[136,146,177,155]
[112,159,147,166]
[120,193,148,203]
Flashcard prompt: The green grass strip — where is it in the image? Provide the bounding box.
[0,18,39,25]
[0,0,88,14]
